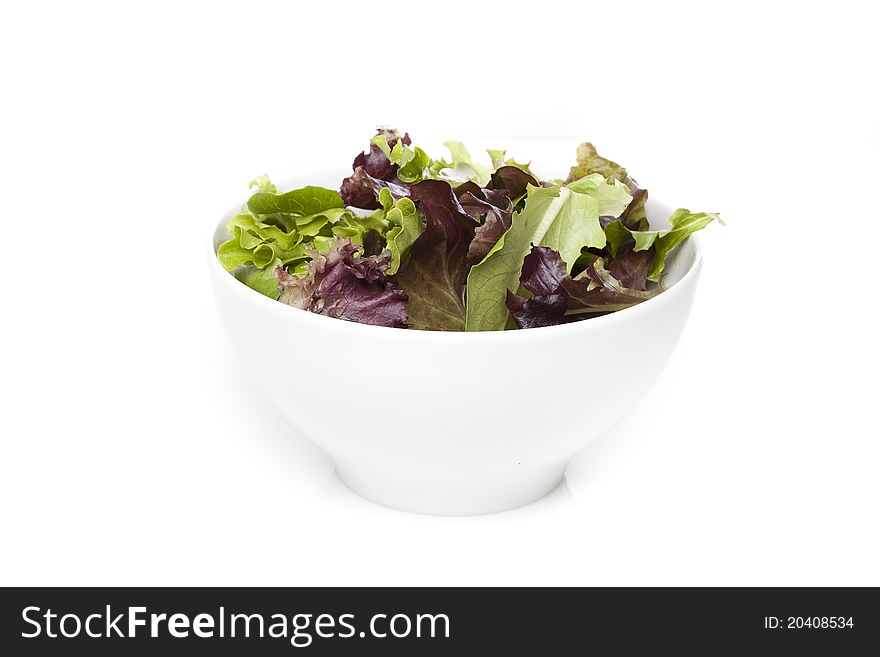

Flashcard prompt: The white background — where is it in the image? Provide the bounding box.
[2,1,878,586]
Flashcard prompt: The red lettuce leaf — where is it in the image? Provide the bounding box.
[454,181,514,263]
[459,166,541,262]
[518,244,569,295]
[455,166,540,265]
[354,128,411,180]
[340,129,412,208]
[487,166,538,200]
[562,258,658,312]
[340,166,411,209]
[506,246,659,329]
[275,237,408,328]
[505,291,568,329]
[607,246,652,291]
[618,187,649,231]
[393,180,476,330]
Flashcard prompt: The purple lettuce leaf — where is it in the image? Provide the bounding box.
[486,165,539,201]
[340,129,412,209]
[563,258,659,312]
[617,187,649,231]
[340,167,411,209]
[454,181,514,263]
[518,244,569,294]
[503,247,570,329]
[275,237,408,328]
[392,180,477,330]
[458,166,541,262]
[454,166,539,264]
[455,181,511,211]
[506,246,660,329]
[354,128,411,180]
[607,246,653,291]
[505,291,568,329]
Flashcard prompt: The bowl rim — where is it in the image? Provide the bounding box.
[208,191,702,342]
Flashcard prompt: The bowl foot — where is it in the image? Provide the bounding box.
[334,461,566,516]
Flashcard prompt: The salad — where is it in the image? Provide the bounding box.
[217,129,720,331]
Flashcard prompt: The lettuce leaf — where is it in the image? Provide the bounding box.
[644,209,720,281]
[331,207,389,249]
[506,246,660,329]
[248,174,279,194]
[217,184,352,297]
[217,214,308,272]
[328,188,425,273]
[487,149,534,176]
[618,187,649,231]
[383,195,424,275]
[607,246,653,291]
[486,166,539,203]
[603,209,721,282]
[339,167,411,209]
[234,262,283,300]
[566,142,636,189]
[465,175,632,331]
[566,142,648,230]
[442,140,492,185]
[567,256,660,312]
[371,134,431,183]
[248,186,344,216]
[454,182,513,263]
[358,128,410,180]
[340,129,413,208]
[275,237,408,328]
[393,180,476,330]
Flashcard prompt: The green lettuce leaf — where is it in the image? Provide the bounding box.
[487,149,506,169]
[646,210,720,281]
[328,187,424,268]
[602,219,632,258]
[217,232,255,271]
[465,176,632,331]
[248,186,344,216]
[290,207,348,236]
[371,133,415,167]
[439,140,492,185]
[331,212,385,248]
[603,209,721,282]
[233,261,283,299]
[383,196,424,275]
[566,174,636,217]
[565,142,635,188]
[488,149,534,176]
[331,188,392,247]
[566,142,648,229]
[248,174,279,194]
[216,183,346,299]
[396,147,430,183]
[217,214,307,271]
[228,213,300,250]
[371,134,431,183]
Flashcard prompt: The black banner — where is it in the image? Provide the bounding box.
[1,587,876,654]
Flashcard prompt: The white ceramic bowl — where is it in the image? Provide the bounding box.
[208,177,702,515]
